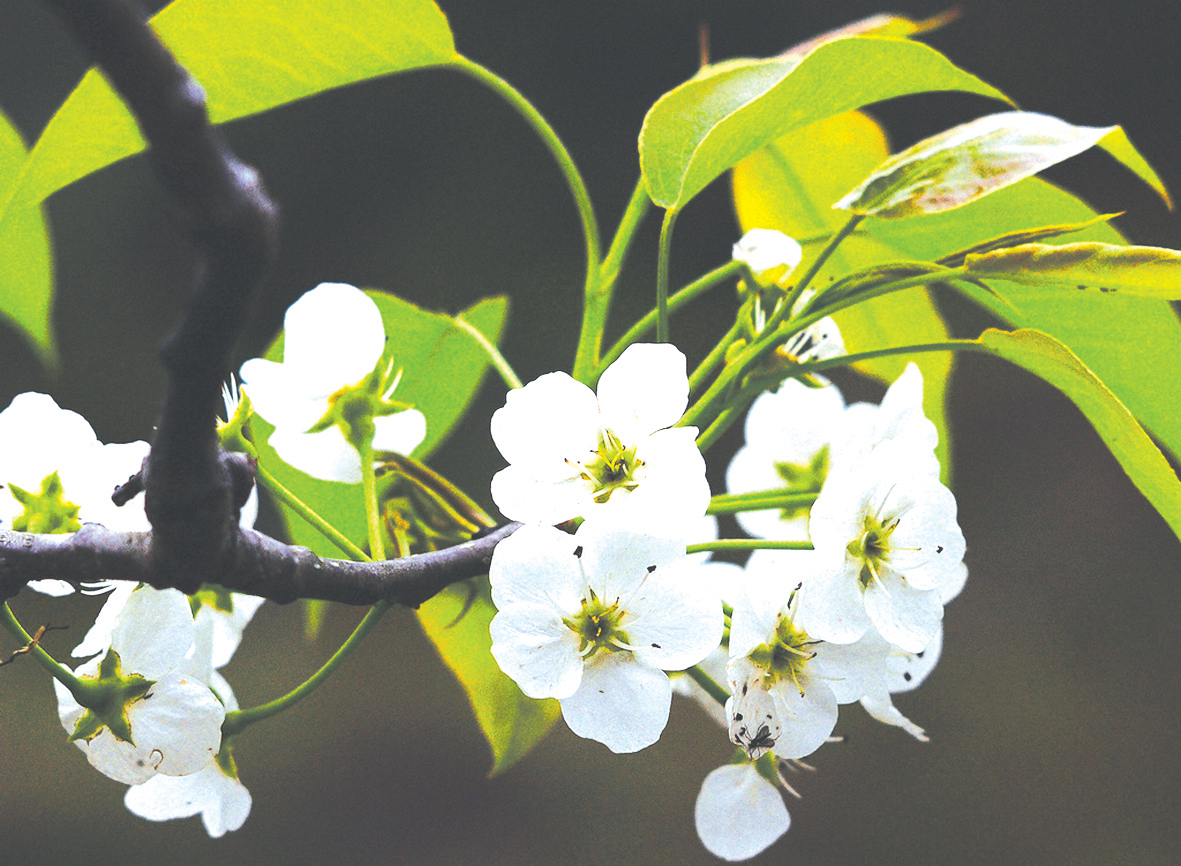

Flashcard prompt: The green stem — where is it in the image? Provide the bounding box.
[221,600,392,738]
[453,57,600,300]
[574,177,652,383]
[775,213,863,328]
[0,601,91,702]
[689,318,744,395]
[687,539,814,554]
[684,663,730,706]
[255,464,370,562]
[360,442,386,562]
[707,490,819,515]
[797,340,984,376]
[695,405,741,453]
[655,208,678,344]
[453,315,522,390]
[599,260,745,375]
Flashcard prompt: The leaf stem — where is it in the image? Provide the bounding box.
[360,442,386,562]
[796,340,985,376]
[707,490,819,515]
[599,259,745,375]
[683,663,730,706]
[0,601,90,702]
[775,213,863,328]
[254,464,370,562]
[687,539,814,554]
[453,315,522,390]
[656,209,678,343]
[574,177,652,382]
[221,599,391,738]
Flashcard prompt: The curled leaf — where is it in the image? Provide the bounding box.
[935,214,1121,267]
[965,242,1181,298]
[835,112,1169,218]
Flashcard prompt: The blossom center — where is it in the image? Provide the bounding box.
[847,512,901,588]
[580,430,643,504]
[565,589,629,658]
[749,613,818,695]
[8,471,82,534]
[773,445,829,521]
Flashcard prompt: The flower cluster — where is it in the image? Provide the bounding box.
[487,327,967,860]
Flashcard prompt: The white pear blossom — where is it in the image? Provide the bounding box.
[489,342,709,527]
[489,520,723,753]
[124,671,251,838]
[726,362,936,542]
[239,282,426,483]
[695,761,791,862]
[0,393,149,595]
[801,437,966,652]
[732,228,802,287]
[54,586,225,785]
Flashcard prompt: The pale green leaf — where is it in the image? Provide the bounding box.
[641,36,1009,211]
[782,10,962,57]
[934,213,1120,267]
[24,0,456,203]
[732,111,956,478]
[836,112,1170,218]
[417,580,561,776]
[866,178,1181,464]
[1096,127,1172,209]
[0,109,54,361]
[966,242,1181,298]
[978,328,1181,544]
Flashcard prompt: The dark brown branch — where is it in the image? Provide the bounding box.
[0,523,520,607]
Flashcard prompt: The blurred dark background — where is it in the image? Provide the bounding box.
[2,0,1180,863]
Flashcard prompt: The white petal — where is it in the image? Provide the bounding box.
[603,426,710,529]
[559,653,671,753]
[595,343,689,438]
[28,579,75,596]
[489,465,590,525]
[269,425,362,484]
[59,440,151,531]
[126,674,225,776]
[863,571,943,653]
[695,763,790,862]
[279,283,387,397]
[627,564,723,671]
[124,760,252,838]
[488,524,584,612]
[372,408,427,456]
[111,587,195,677]
[489,603,584,700]
[768,677,838,759]
[576,520,687,606]
[859,692,928,741]
[73,582,136,658]
[793,553,871,646]
[490,372,600,471]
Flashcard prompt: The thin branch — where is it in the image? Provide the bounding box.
[0,523,521,608]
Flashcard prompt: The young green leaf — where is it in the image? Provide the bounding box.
[0,108,53,362]
[965,242,1181,298]
[935,213,1120,267]
[24,0,456,204]
[835,112,1169,218]
[977,328,1181,544]
[417,580,561,776]
[641,36,1008,212]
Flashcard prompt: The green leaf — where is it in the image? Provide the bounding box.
[835,112,1170,218]
[934,213,1120,267]
[732,111,956,479]
[866,178,1181,464]
[0,0,455,358]
[24,0,456,203]
[640,36,1009,212]
[978,328,1181,544]
[965,242,1181,298]
[782,9,962,56]
[417,579,560,776]
[0,109,54,361]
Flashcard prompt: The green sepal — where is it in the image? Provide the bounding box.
[9,471,81,534]
[67,649,154,745]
